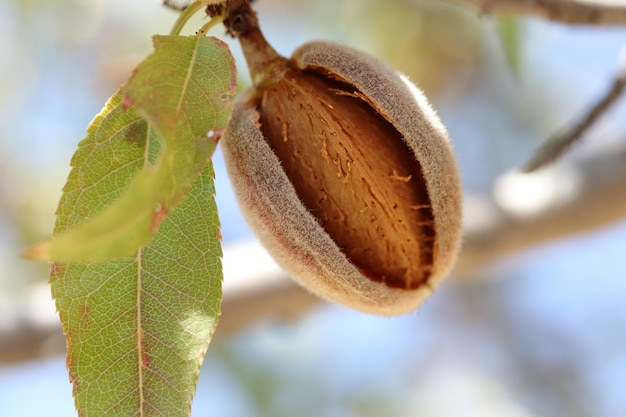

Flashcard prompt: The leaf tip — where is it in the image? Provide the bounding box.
[23,241,51,262]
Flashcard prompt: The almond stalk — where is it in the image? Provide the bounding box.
[218,2,462,315]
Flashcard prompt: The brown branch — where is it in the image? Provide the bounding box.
[2,147,626,364]
[454,0,626,25]
[460,147,626,271]
[523,54,626,171]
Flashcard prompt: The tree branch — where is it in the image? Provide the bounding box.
[2,147,625,364]
[460,147,626,271]
[523,51,626,171]
[454,0,626,25]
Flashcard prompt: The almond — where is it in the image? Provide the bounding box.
[219,2,462,315]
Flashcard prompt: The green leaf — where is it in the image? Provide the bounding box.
[47,35,235,417]
[52,165,223,417]
[28,35,236,262]
[497,16,521,74]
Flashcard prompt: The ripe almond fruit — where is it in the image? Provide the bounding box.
[219,2,462,315]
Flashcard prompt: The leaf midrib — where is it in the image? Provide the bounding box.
[176,36,202,118]
[135,37,202,416]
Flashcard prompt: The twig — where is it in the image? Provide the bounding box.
[523,52,626,172]
[454,0,626,25]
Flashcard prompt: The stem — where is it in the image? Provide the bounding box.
[197,14,225,36]
[222,1,287,88]
[169,1,209,36]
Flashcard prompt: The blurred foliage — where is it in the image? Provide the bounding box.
[497,16,522,74]
[359,0,485,93]
[283,0,486,94]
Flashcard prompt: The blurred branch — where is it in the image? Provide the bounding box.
[455,0,626,25]
[461,147,626,271]
[2,147,626,364]
[523,51,626,171]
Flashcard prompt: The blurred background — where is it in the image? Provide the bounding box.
[1,0,625,416]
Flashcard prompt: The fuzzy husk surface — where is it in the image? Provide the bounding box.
[221,41,462,316]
